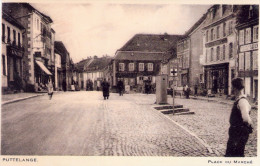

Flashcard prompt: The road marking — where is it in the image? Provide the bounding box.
[151,105,218,156]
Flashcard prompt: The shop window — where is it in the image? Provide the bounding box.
[216,46,220,61]
[148,63,153,71]
[239,53,245,71]
[229,43,233,59]
[139,63,144,71]
[119,63,125,71]
[129,63,134,71]
[245,28,251,44]
[253,25,258,42]
[2,55,6,76]
[245,52,251,70]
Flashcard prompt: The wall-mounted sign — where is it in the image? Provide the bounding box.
[205,38,227,48]
[240,43,258,52]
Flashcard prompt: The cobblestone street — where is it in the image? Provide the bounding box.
[1,92,222,156]
[167,96,258,157]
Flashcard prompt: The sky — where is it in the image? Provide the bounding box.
[31,2,211,63]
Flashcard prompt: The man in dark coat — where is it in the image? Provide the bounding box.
[101,79,110,100]
[117,79,124,96]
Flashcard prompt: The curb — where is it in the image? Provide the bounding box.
[2,94,45,106]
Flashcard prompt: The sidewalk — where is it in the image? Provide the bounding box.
[1,91,63,105]
[188,95,258,110]
[1,92,46,105]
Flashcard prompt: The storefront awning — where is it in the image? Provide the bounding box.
[35,60,52,75]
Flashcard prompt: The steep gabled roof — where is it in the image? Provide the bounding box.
[75,58,93,72]
[86,57,112,72]
[2,3,53,23]
[115,51,171,61]
[119,34,182,52]
[184,13,207,37]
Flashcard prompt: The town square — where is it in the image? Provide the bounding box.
[1,1,258,162]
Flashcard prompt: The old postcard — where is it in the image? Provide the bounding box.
[0,0,259,165]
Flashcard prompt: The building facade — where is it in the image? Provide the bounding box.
[2,12,25,93]
[202,5,241,95]
[3,3,54,92]
[236,5,258,102]
[175,14,206,94]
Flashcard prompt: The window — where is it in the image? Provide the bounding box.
[2,55,6,75]
[245,28,251,44]
[139,76,143,80]
[7,26,10,42]
[229,21,233,35]
[223,45,226,60]
[129,63,134,71]
[249,5,254,18]
[229,43,233,59]
[253,51,258,70]
[211,48,214,61]
[13,30,16,44]
[37,19,39,30]
[139,63,144,71]
[223,22,226,37]
[148,63,153,71]
[18,33,21,47]
[217,26,220,39]
[253,25,258,42]
[211,29,214,41]
[216,46,220,61]
[206,30,208,42]
[245,52,251,70]
[2,24,5,42]
[205,49,208,63]
[239,53,244,71]
[239,30,245,45]
[119,63,125,71]
[222,5,226,15]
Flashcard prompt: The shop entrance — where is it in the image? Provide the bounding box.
[204,63,229,95]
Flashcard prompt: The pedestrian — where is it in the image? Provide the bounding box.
[47,78,54,100]
[117,79,124,96]
[225,78,253,157]
[194,84,198,97]
[186,85,190,99]
[62,79,66,92]
[101,79,110,100]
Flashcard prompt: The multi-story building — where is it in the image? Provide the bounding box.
[3,3,54,92]
[113,34,182,92]
[175,14,206,93]
[201,5,242,95]
[2,12,25,93]
[236,5,259,102]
